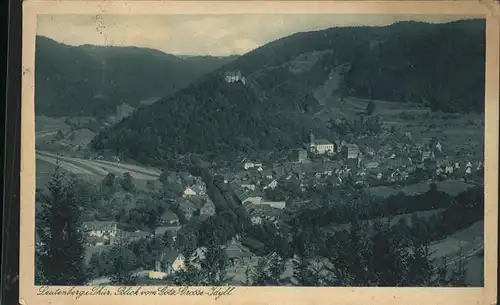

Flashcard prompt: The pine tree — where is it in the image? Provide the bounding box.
[244,265,252,285]
[120,172,135,192]
[406,241,435,286]
[292,255,319,286]
[365,101,376,115]
[201,243,229,284]
[108,244,137,285]
[436,257,450,286]
[450,245,468,286]
[36,167,88,285]
[251,253,285,286]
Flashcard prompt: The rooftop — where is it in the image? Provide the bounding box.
[224,242,253,258]
[345,144,359,149]
[160,211,179,222]
[159,248,181,263]
[82,221,117,231]
[314,139,333,145]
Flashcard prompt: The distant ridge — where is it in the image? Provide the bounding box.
[35,36,238,118]
[89,19,485,165]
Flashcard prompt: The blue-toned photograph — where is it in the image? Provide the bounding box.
[33,14,485,287]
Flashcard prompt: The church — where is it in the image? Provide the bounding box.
[308,132,337,155]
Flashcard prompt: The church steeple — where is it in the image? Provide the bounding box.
[309,131,315,147]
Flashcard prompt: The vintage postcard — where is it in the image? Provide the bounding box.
[20,1,499,305]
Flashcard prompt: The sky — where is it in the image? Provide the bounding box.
[37,14,479,56]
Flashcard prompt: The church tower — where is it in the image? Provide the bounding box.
[309,131,315,147]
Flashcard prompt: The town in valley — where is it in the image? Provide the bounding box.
[34,15,485,287]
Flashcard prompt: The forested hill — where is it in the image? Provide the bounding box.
[35,36,238,118]
[90,19,485,165]
[219,19,485,113]
[91,74,324,165]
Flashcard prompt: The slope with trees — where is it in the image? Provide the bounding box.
[35,36,238,118]
[90,19,485,166]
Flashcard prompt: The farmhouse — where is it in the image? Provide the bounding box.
[152,249,185,279]
[182,185,205,197]
[224,241,254,265]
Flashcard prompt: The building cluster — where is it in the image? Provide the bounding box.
[289,131,483,186]
[81,123,483,285]
[301,132,360,160]
[81,221,118,246]
[149,235,255,281]
[223,71,246,85]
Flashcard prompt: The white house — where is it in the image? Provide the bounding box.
[241,184,256,191]
[251,216,263,225]
[152,250,186,279]
[182,185,205,197]
[243,196,263,205]
[436,142,443,153]
[264,180,278,190]
[244,162,255,170]
[172,255,186,272]
[311,139,336,154]
[182,187,197,197]
[261,201,286,209]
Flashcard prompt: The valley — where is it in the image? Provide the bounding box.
[34,18,486,288]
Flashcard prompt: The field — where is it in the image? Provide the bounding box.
[36,159,59,188]
[35,157,104,189]
[429,220,484,285]
[35,115,71,133]
[430,220,483,257]
[366,180,476,199]
[322,208,446,234]
[315,96,484,161]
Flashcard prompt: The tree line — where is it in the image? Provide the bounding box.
[35,162,480,286]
